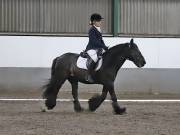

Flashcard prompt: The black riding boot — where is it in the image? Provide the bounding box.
[86,59,95,82]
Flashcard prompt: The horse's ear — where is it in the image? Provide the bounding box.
[130,39,134,44]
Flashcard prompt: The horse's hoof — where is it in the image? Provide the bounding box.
[41,108,46,112]
[114,107,126,115]
[45,99,56,110]
[88,94,102,112]
[75,107,84,113]
[74,104,84,112]
[88,99,98,112]
[73,101,84,112]
[40,100,47,112]
[89,105,96,112]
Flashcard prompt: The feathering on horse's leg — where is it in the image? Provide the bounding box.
[108,84,126,115]
[88,86,108,112]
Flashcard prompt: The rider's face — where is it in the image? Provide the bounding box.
[93,20,102,27]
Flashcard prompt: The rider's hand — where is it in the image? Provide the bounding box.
[105,46,109,51]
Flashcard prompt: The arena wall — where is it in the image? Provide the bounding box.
[0,36,180,94]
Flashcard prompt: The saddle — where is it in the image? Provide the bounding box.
[80,50,102,70]
[80,49,103,58]
[77,49,103,71]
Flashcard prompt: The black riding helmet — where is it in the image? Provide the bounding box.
[90,13,104,25]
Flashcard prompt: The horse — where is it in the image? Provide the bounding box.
[42,39,146,114]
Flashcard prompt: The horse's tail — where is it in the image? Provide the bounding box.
[51,57,58,76]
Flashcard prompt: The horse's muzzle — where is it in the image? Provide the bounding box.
[139,59,146,67]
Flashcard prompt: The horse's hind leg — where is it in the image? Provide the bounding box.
[88,86,108,112]
[68,78,83,112]
[43,75,66,110]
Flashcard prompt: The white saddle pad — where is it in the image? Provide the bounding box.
[77,56,102,71]
[86,49,98,62]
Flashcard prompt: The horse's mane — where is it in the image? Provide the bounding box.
[109,43,129,50]
[103,43,129,57]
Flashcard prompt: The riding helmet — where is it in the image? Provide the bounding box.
[90,13,104,24]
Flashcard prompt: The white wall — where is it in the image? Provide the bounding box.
[0,36,180,68]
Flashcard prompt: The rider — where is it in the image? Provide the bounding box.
[85,13,109,82]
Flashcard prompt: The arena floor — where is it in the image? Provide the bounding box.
[0,95,180,135]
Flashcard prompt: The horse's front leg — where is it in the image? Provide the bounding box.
[68,78,83,112]
[108,83,126,115]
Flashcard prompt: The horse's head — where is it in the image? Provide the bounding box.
[125,39,146,67]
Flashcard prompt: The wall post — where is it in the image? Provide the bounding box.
[113,0,120,36]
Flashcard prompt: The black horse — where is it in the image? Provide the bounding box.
[42,39,146,114]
